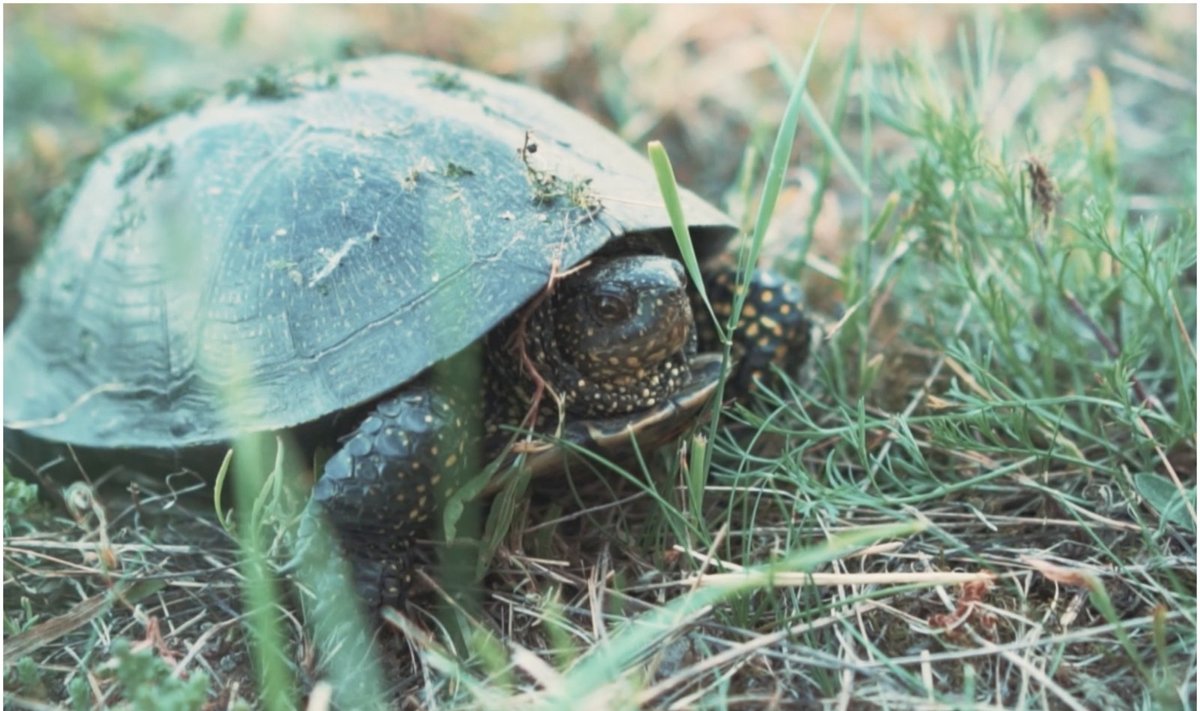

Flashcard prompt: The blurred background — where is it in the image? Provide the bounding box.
[4,4,1195,317]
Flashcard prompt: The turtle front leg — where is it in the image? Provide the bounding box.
[289,384,472,703]
[693,265,812,393]
[297,385,466,616]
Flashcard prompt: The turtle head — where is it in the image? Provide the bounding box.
[539,254,697,417]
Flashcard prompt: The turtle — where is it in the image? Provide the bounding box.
[4,55,811,616]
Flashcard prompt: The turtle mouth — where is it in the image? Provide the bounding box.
[496,353,724,485]
[652,351,723,413]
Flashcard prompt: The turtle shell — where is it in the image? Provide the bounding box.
[4,55,735,449]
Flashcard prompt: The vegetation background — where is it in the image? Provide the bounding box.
[4,5,1196,710]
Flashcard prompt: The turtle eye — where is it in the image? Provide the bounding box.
[592,293,632,323]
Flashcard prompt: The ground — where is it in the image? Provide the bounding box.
[3,6,1197,710]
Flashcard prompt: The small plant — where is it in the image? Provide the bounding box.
[519,131,601,214]
[7,656,51,702]
[4,470,41,534]
[78,638,211,711]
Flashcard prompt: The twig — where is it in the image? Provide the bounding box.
[510,257,590,430]
[676,569,997,589]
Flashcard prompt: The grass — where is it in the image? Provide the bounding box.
[3,6,1196,710]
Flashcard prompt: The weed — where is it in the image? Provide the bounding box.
[80,638,211,711]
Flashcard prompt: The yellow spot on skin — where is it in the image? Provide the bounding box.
[416,484,427,493]
[445,453,458,468]
[430,474,442,486]
[746,322,760,337]
[779,303,792,314]
[409,508,421,520]
[761,290,775,303]
[743,304,758,318]
[430,446,438,456]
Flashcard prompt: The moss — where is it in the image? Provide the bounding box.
[224,65,299,100]
[115,145,174,188]
[224,63,343,102]
[423,69,468,93]
[148,147,174,181]
[115,146,155,187]
[445,161,475,178]
[122,91,205,134]
[517,131,601,213]
[527,169,599,213]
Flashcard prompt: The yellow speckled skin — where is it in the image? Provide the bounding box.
[692,265,811,394]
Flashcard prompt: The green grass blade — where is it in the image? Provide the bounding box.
[768,50,868,198]
[231,434,295,711]
[647,140,725,342]
[695,7,833,474]
[798,5,862,267]
[745,7,832,278]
